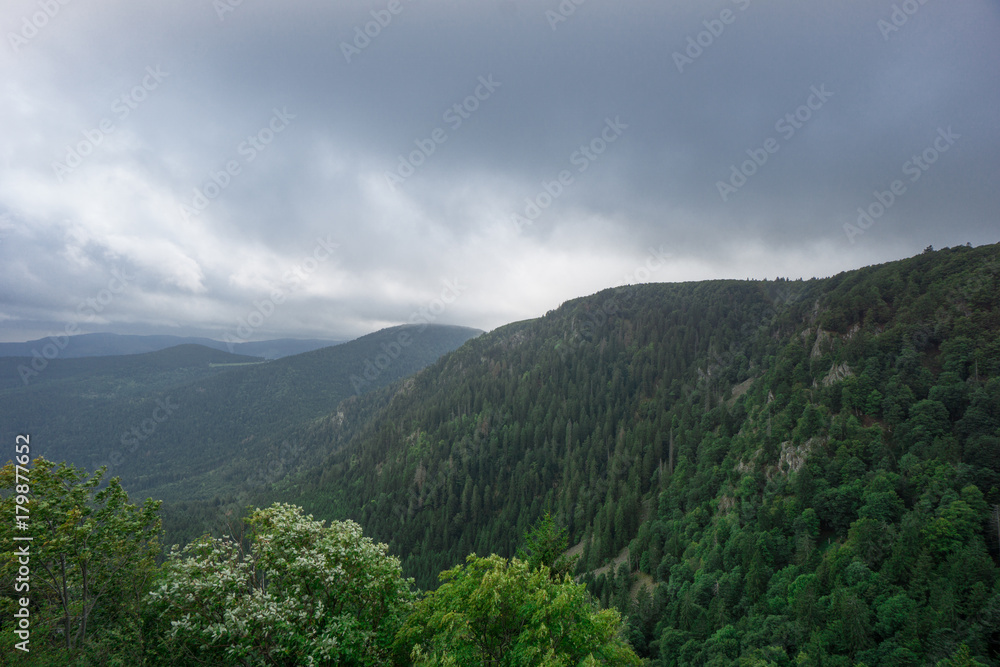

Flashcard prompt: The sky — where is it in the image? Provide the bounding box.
[0,0,998,343]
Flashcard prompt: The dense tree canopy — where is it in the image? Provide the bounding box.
[517,511,579,580]
[396,554,641,666]
[0,457,161,665]
[2,243,999,665]
[281,244,1000,664]
[146,503,415,666]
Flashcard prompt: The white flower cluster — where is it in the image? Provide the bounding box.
[147,503,414,664]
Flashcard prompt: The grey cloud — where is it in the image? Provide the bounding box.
[0,0,997,343]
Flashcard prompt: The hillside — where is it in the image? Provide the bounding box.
[268,244,1000,664]
[0,343,262,391]
[0,325,481,509]
[0,332,341,360]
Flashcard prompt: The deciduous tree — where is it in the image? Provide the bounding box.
[396,554,641,666]
[147,503,414,666]
[0,457,160,663]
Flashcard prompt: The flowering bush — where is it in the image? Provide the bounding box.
[147,503,414,666]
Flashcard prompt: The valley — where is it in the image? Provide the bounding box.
[2,244,999,664]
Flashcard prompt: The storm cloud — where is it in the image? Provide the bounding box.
[1,0,997,342]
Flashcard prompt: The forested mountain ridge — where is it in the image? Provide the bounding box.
[0,324,481,510]
[0,332,342,360]
[0,343,262,391]
[272,243,1000,665]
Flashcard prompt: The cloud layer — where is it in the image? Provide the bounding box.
[1,0,998,342]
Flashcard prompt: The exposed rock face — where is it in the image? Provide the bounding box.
[822,361,853,386]
[729,377,754,403]
[777,437,820,474]
[736,437,824,481]
[811,328,831,359]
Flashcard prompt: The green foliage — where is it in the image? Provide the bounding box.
[937,644,989,667]
[0,457,161,665]
[7,243,1000,665]
[146,503,415,666]
[274,243,1000,664]
[396,553,641,666]
[518,511,579,580]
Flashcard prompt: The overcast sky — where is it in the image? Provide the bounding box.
[1,0,997,343]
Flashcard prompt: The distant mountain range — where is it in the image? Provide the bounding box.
[2,245,998,664]
[0,324,482,515]
[0,332,342,360]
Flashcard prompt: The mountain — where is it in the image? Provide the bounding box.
[0,343,263,392]
[4,244,999,664]
[258,243,1000,664]
[0,324,481,508]
[0,332,342,360]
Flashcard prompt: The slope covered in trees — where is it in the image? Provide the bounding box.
[273,243,1000,664]
[0,332,342,360]
[2,244,998,665]
[1,460,636,665]
[0,325,480,507]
